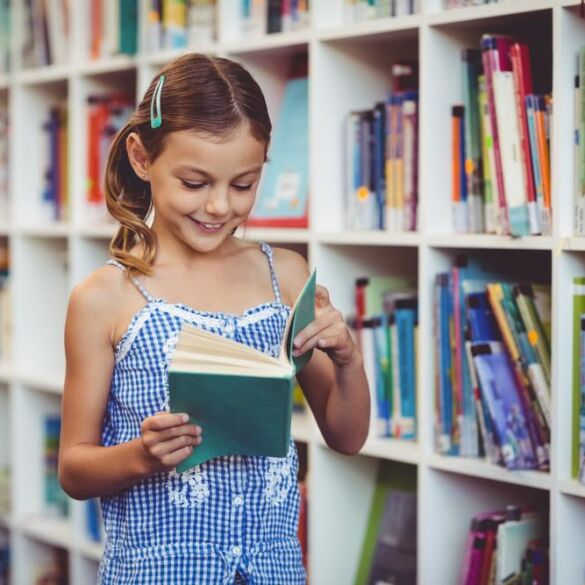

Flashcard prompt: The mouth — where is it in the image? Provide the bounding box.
[188,217,226,233]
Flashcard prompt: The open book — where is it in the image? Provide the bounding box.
[168,270,316,471]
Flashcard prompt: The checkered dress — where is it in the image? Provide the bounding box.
[97,243,306,585]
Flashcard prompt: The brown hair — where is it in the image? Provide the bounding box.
[105,53,272,275]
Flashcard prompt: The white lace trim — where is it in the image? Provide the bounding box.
[157,303,225,328]
[264,442,295,506]
[115,308,154,362]
[166,466,211,508]
[238,305,285,328]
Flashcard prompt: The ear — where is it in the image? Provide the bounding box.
[126,132,150,181]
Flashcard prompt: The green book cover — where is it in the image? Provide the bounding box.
[572,277,585,478]
[169,270,316,471]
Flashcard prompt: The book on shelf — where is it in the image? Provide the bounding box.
[298,480,308,570]
[452,35,552,237]
[86,94,134,223]
[86,498,104,544]
[0,0,9,74]
[240,0,310,38]
[90,0,138,60]
[41,104,68,223]
[344,0,418,22]
[574,47,585,236]
[44,415,68,517]
[354,462,417,585]
[459,505,548,585]
[33,548,68,585]
[0,530,8,585]
[444,0,522,7]
[0,241,10,363]
[168,270,315,471]
[146,0,218,52]
[247,60,309,228]
[434,255,551,470]
[351,276,418,439]
[21,0,69,68]
[345,62,419,233]
[572,277,585,482]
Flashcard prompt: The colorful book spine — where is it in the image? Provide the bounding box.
[452,105,467,233]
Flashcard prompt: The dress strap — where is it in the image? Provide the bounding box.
[259,242,282,304]
[106,258,156,303]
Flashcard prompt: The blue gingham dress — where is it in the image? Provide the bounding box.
[98,242,306,585]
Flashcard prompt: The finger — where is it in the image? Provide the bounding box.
[142,412,190,432]
[294,322,346,356]
[293,309,340,349]
[161,445,195,468]
[150,434,201,458]
[143,423,202,446]
[314,285,331,308]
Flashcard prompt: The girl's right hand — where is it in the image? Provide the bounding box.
[139,412,202,474]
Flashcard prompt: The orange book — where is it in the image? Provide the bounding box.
[91,0,102,60]
[535,96,551,214]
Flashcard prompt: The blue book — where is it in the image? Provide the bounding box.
[249,77,309,227]
[373,102,386,230]
[471,342,537,470]
[372,315,391,437]
[465,290,501,342]
[395,298,417,440]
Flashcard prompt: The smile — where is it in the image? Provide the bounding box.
[189,217,225,233]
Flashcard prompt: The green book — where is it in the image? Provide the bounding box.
[572,277,585,478]
[169,270,316,471]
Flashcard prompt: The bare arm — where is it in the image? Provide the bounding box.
[276,250,370,455]
[58,271,201,501]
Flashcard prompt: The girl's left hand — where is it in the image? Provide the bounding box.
[292,284,358,368]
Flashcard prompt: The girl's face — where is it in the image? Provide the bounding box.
[130,123,266,255]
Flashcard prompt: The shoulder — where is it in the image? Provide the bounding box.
[270,246,310,306]
[67,265,128,333]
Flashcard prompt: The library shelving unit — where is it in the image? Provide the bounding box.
[1,0,585,583]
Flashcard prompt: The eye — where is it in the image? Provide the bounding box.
[181,180,206,190]
[232,184,253,192]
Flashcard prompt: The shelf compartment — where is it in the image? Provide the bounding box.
[427,0,553,25]
[427,453,551,490]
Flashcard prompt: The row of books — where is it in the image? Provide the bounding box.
[240,0,310,39]
[444,0,519,6]
[90,0,139,61]
[87,94,134,223]
[574,47,585,236]
[0,241,10,363]
[460,506,548,585]
[344,0,419,22]
[0,0,9,73]
[355,463,417,585]
[434,255,551,471]
[22,0,69,68]
[146,0,217,52]
[41,105,68,222]
[344,62,418,232]
[352,276,418,439]
[452,35,552,237]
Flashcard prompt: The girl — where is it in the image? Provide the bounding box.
[59,53,369,585]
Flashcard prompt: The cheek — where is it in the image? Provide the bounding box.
[232,192,257,215]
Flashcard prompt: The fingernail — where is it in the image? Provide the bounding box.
[293,337,301,348]
[181,413,189,423]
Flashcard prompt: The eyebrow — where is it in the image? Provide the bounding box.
[174,165,263,179]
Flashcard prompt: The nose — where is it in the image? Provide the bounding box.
[205,186,230,217]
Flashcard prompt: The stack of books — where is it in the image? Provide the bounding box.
[21,0,69,67]
[452,36,551,236]
[240,0,310,38]
[89,0,139,60]
[344,0,418,21]
[41,105,68,222]
[350,275,418,439]
[146,0,218,52]
[86,94,134,223]
[345,62,419,232]
[460,506,548,584]
[434,255,551,470]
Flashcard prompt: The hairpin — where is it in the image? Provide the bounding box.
[150,75,165,129]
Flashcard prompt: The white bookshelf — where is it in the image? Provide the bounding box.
[1,0,584,583]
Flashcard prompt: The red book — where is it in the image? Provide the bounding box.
[510,42,539,233]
